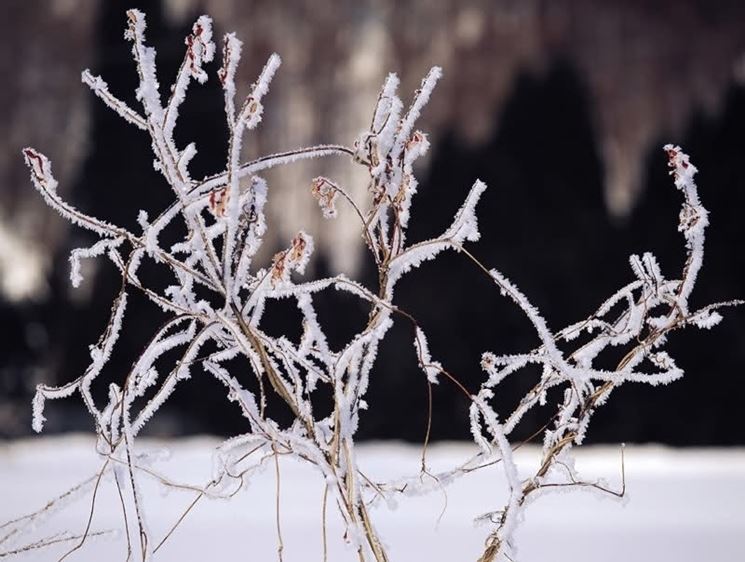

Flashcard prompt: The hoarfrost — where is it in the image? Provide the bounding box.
[14,10,739,562]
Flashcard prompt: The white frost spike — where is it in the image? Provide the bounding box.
[132,325,215,436]
[233,178,269,291]
[177,142,197,180]
[22,149,131,260]
[162,16,215,138]
[133,320,196,396]
[354,72,402,171]
[185,16,215,83]
[387,180,487,290]
[193,145,351,196]
[691,310,723,329]
[95,293,128,370]
[392,66,442,157]
[82,70,147,130]
[443,179,487,244]
[31,382,78,433]
[642,252,663,288]
[297,292,330,360]
[22,147,58,193]
[488,268,560,358]
[70,238,124,288]
[240,53,281,129]
[137,210,149,231]
[218,33,243,100]
[373,73,400,133]
[414,327,441,384]
[31,390,45,432]
[123,8,145,41]
[403,131,430,167]
[252,53,281,101]
[664,144,709,310]
[32,292,128,433]
[126,10,164,123]
[31,392,47,433]
[469,399,492,454]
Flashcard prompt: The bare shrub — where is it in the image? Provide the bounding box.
[3,9,739,562]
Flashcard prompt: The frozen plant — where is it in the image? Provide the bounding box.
[2,9,739,562]
[465,143,741,561]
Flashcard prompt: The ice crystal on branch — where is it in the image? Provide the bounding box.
[7,9,739,562]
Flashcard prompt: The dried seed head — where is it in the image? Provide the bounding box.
[270,250,287,286]
[209,187,228,217]
[269,231,314,287]
[239,97,263,127]
[311,176,339,219]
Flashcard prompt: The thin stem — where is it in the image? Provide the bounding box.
[321,485,329,562]
[272,443,284,562]
[57,459,110,562]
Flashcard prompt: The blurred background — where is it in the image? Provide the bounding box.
[1,0,744,445]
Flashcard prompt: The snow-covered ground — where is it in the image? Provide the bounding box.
[1,436,743,561]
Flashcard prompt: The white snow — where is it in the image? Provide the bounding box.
[1,437,743,561]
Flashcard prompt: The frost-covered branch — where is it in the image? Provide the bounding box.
[470,145,738,562]
[10,9,738,562]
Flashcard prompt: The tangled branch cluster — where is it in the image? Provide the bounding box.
[3,10,738,562]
